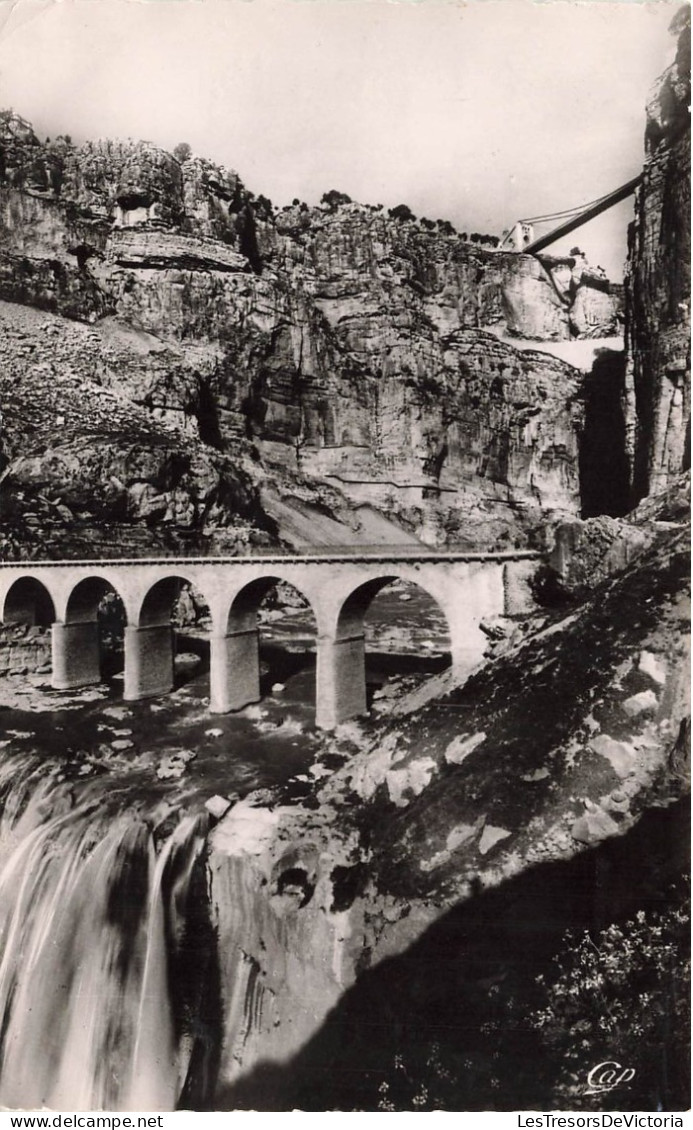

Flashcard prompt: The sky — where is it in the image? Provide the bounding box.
[0,0,682,278]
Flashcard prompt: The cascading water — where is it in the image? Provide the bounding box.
[0,589,448,1111]
[0,752,213,1112]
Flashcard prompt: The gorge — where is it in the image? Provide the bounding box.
[0,3,689,1114]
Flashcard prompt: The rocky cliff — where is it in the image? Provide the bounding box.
[0,110,623,553]
[624,6,691,506]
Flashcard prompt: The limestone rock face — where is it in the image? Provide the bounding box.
[0,622,51,676]
[0,302,267,559]
[549,514,656,597]
[0,111,623,549]
[60,139,186,227]
[0,111,49,186]
[570,277,622,339]
[624,9,691,504]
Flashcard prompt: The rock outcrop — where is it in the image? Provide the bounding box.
[624,7,691,505]
[547,472,690,598]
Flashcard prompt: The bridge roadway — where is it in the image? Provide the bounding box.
[0,549,541,730]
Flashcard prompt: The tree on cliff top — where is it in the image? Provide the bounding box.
[389,203,416,222]
[321,189,352,210]
[436,218,456,235]
[254,193,273,217]
[173,141,192,163]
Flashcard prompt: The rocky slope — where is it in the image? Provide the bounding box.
[0,110,623,552]
[0,301,270,558]
[206,481,689,1110]
[624,5,691,505]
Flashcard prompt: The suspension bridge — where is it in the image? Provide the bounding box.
[501,174,642,255]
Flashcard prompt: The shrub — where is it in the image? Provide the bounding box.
[530,893,690,1109]
[370,890,690,1111]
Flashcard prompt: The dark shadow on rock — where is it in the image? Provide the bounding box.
[365,650,449,709]
[580,348,630,518]
[215,798,689,1112]
[174,843,225,1111]
[258,644,316,695]
[176,633,211,667]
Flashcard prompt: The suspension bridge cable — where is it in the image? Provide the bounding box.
[519,185,621,226]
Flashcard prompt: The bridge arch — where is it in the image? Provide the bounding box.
[335,575,399,638]
[316,574,452,729]
[335,574,451,635]
[65,576,126,624]
[225,575,317,634]
[339,574,452,654]
[1,577,56,627]
[127,574,212,702]
[211,575,318,715]
[136,574,204,628]
[51,575,129,692]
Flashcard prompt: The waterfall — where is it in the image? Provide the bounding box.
[0,753,211,1112]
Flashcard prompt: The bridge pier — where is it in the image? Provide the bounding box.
[210,628,261,714]
[315,633,367,731]
[503,559,537,615]
[51,621,101,690]
[447,609,491,679]
[123,624,174,701]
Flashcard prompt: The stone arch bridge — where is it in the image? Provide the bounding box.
[0,551,540,730]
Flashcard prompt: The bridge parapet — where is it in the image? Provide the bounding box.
[0,548,542,567]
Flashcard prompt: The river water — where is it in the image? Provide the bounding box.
[0,583,448,1111]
